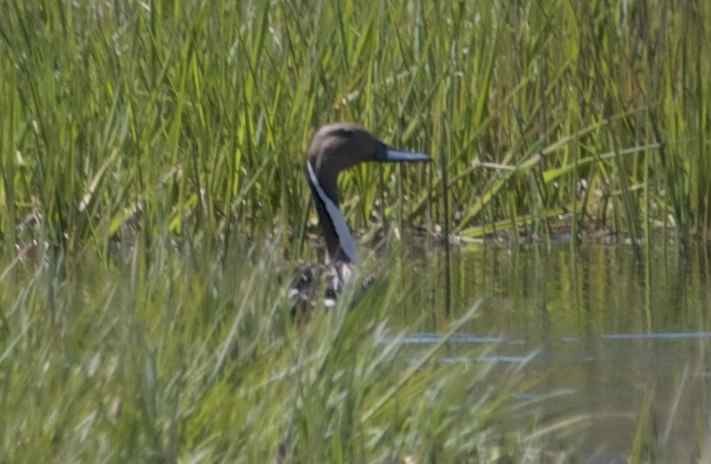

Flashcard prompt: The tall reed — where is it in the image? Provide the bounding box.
[1,1,709,257]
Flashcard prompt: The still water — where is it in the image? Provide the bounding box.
[391,242,711,460]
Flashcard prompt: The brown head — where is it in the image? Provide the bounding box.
[305,123,429,264]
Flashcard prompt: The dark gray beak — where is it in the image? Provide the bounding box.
[375,142,430,163]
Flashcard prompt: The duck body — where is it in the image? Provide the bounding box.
[290,123,429,310]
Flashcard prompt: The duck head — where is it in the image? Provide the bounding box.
[306,123,429,264]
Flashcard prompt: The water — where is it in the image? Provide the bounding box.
[390,242,711,460]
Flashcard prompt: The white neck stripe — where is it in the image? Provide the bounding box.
[306,161,359,264]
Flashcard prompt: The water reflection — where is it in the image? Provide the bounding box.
[390,242,711,460]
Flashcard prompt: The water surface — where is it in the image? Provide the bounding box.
[390,242,711,460]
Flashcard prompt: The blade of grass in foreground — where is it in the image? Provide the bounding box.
[362,299,483,423]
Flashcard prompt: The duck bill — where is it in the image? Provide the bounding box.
[376,143,430,163]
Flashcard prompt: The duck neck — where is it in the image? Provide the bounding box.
[306,161,359,264]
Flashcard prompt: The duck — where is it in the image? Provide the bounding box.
[290,123,430,311]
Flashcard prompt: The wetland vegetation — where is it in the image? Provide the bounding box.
[1,1,710,462]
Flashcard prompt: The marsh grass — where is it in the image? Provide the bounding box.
[1,1,710,256]
[1,0,710,461]
[0,242,538,462]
